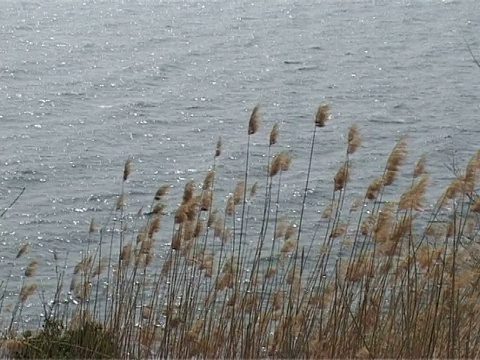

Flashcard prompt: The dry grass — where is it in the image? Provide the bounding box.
[0,104,479,359]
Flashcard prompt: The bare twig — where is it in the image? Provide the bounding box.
[1,187,26,218]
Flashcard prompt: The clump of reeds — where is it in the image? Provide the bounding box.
[1,103,479,360]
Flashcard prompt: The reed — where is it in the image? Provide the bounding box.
[0,104,479,359]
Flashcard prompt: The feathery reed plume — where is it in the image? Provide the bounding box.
[366,176,383,200]
[225,195,235,216]
[154,184,169,201]
[269,151,292,177]
[274,219,288,239]
[285,223,296,240]
[330,222,346,238]
[414,154,427,178]
[215,137,222,157]
[203,169,216,190]
[334,163,350,191]
[315,104,330,127]
[123,158,132,181]
[351,196,362,212]
[270,123,279,146]
[248,105,261,135]
[233,181,245,205]
[171,230,182,251]
[322,203,334,218]
[136,226,148,244]
[116,194,126,211]
[149,203,166,216]
[148,215,161,238]
[281,236,297,255]
[19,283,37,302]
[25,260,39,277]
[383,136,407,186]
[374,203,394,243]
[347,124,361,155]
[361,215,375,236]
[120,243,132,264]
[398,175,429,211]
[200,191,212,211]
[16,243,29,259]
[183,180,195,203]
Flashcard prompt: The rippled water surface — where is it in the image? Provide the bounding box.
[0,0,479,318]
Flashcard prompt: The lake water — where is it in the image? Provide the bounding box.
[0,0,479,322]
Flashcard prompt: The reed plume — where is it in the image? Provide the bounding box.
[24,260,39,277]
[398,175,429,211]
[334,163,349,191]
[248,105,261,135]
[347,124,360,155]
[16,244,29,259]
[203,170,216,190]
[383,136,407,186]
[270,123,279,146]
[315,104,330,127]
[414,154,427,178]
[154,184,169,200]
[123,158,132,181]
[215,137,222,157]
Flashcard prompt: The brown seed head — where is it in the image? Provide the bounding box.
[148,215,162,238]
[383,137,407,186]
[233,181,245,205]
[200,191,212,211]
[285,223,296,241]
[203,169,215,190]
[248,105,261,135]
[123,158,132,181]
[334,163,350,191]
[414,154,427,178]
[151,203,166,216]
[183,180,195,203]
[25,260,39,277]
[315,104,330,127]
[120,243,132,264]
[347,124,361,155]
[249,182,258,199]
[154,185,169,201]
[398,175,429,211]
[270,123,279,146]
[225,195,235,216]
[19,283,37,302]
[280,237,297,255]
[215,137,222,157]
[269,151,292,177]
[366,176,383,200]
[374,203,394,243]
[16,243,29,259]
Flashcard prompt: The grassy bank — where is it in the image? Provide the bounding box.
[0,104,479,358]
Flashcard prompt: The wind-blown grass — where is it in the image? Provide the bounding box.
[0,104,479,359]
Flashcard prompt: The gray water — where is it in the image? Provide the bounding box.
[0,0,479,323]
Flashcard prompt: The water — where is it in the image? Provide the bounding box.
[0,0,479,322]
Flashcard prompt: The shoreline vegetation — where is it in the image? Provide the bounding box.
[1,104,480,358]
